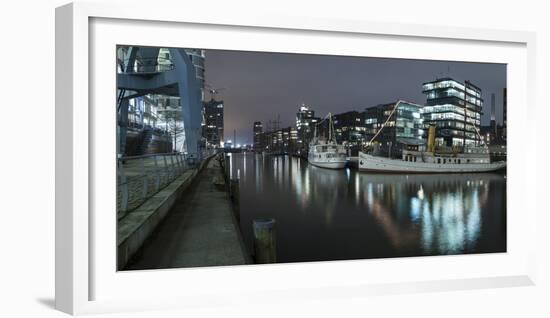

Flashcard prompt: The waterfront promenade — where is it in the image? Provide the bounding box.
[125,156,249,270]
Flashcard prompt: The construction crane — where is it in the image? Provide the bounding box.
[205,83,226,100]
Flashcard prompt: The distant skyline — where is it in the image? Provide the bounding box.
[204,49,506,145]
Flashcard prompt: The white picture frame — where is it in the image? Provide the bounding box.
[55,2,537,315]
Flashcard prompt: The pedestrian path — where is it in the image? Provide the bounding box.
[125,157,248,270]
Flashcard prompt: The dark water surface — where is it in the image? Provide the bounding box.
[229,153,506,263]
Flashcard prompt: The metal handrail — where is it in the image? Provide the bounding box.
[117,150,221,218]
[119,152,181,161]
[117,152,188,218]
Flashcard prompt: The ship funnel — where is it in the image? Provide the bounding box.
[427,125,436,153]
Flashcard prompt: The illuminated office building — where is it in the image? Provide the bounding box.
[364,100,424,156]
[421,78,483,147]
[332,111,366,154]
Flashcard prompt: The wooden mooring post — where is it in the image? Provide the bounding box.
[252,218,277,264]
[224,154,230,181]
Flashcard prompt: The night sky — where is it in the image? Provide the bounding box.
[203,49,506,145]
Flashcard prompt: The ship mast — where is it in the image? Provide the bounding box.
[313,124,318,142]
[367,100,402,144]
[313,112,336,142]
[328,112,334,142]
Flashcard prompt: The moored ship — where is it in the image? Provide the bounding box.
[308,113,347,169]
[358,148,506,173]
[358,101,506,173]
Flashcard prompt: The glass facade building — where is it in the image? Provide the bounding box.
[364,101,424,156]
[332,111,366,155]
[422,78,483,147]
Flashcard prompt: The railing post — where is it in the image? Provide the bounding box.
[174,153,183,175]
[141,157,148,200]
[224,154,230,181]
[118,159,129,215]
[161,155,168,184]
[169,154,175,179]
[163,155,168,181]
[154,155,160,191]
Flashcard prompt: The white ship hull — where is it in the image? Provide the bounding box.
[308,159,347,169]
[358,152,506,173]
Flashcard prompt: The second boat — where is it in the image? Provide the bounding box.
[308,113,347,169]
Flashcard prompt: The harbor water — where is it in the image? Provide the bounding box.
[229,152,506,263]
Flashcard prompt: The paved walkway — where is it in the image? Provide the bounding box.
[125,157,249,270]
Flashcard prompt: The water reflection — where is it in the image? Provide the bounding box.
[231,153,506,263]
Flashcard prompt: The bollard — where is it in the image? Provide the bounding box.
[224,154,230,180]
[230,178,240,222]
[252,218,277,264]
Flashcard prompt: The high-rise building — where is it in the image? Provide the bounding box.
[295,104,320,149]
[203,99,224,148]
[253,121,263,150]
[422,78,483,147]
[364,101,424,157]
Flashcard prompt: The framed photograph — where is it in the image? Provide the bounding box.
[56,2,537,315]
